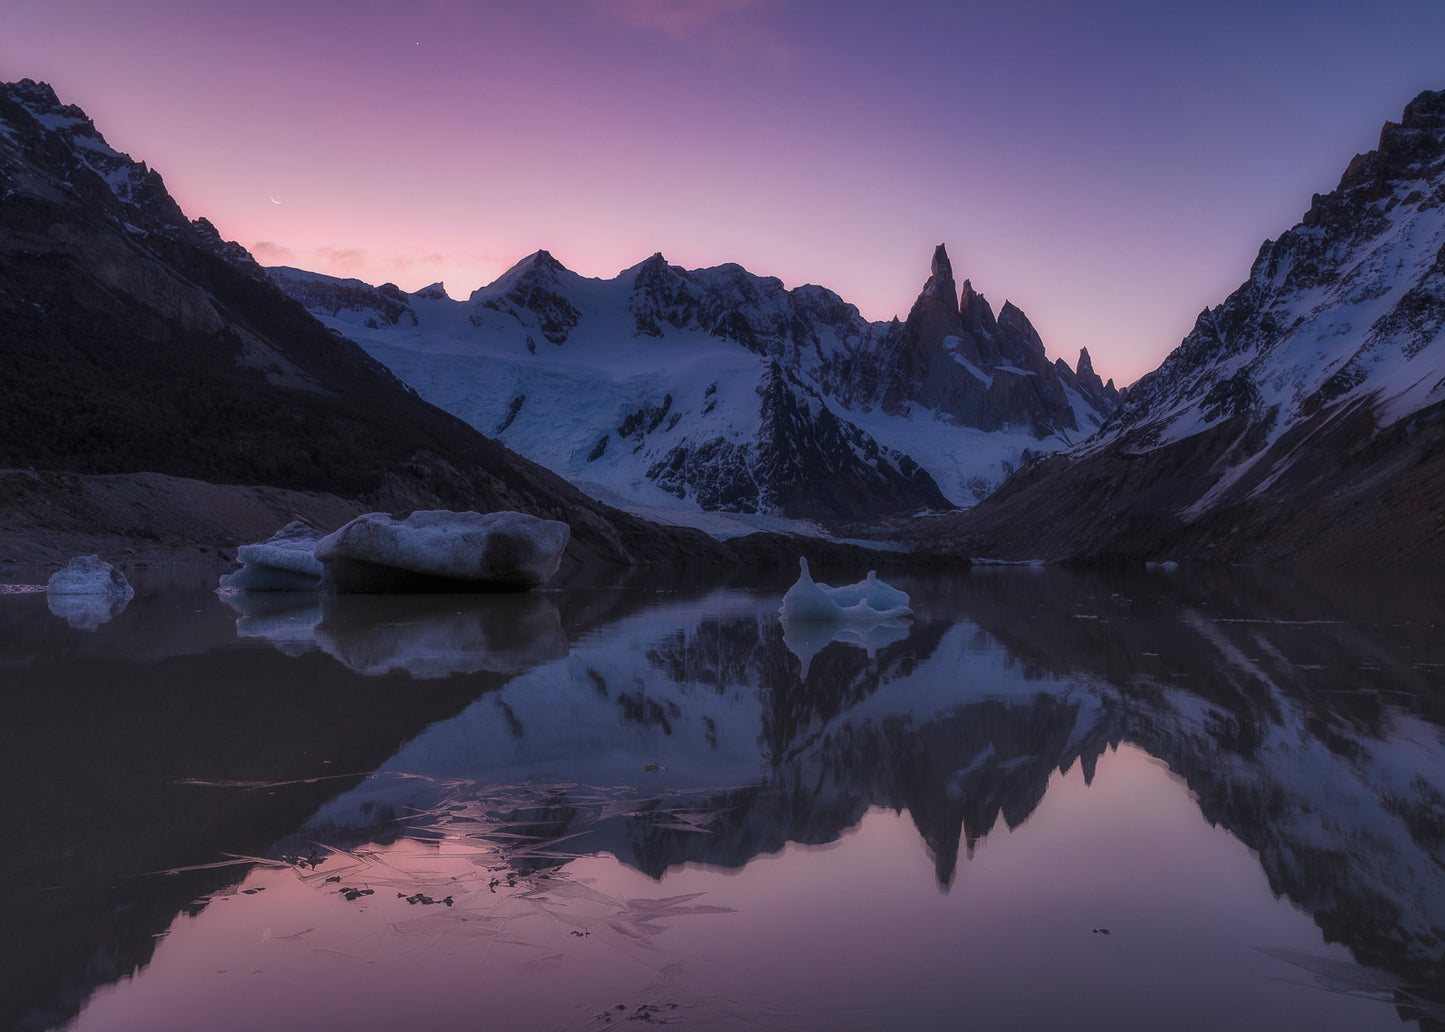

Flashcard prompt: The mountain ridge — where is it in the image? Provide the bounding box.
[935,87,1445,565]
[271,243,1119,523]
[0,77,748,568]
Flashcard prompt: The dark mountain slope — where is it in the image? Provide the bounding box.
[940,88,1445,565]
[0,79,731,566]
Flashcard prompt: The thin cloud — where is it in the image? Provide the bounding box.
[608,0,781,40]
[315,246,370,267]
[392,253,449,270]
[248,240,295,261]
[593,0,792,70]
[250,244,515,293]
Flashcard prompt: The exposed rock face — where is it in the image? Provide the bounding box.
[853,245,1108,437]
[945,88,1445,565]
[471,250,581,344]
[0,78,737,569]
[275,245,1117,517]
[266,268,418,329]
[1054,347,1122,414]
[643,361,950,518]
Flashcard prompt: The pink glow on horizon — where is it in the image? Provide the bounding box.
[6,1,1444,385]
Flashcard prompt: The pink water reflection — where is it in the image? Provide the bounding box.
[70,745,1395,1032]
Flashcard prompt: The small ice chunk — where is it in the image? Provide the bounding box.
[47,554,134,597]
[46,555,134,630]
[219,521,325,592]
[315,510,570,592]
[777,558,912,622]
[826,569,912,612]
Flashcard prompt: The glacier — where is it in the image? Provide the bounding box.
[269,246,1118,528]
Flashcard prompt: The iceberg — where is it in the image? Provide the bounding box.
[777,558,912,622]
[218,521,325,591]
[315,510,570,593]
[825,569,911,612]
[47,554,134,597]
[46,555,134,630]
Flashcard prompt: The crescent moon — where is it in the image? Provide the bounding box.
[270,196,283,205]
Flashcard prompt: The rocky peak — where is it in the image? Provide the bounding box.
[1060,346,1121,412]
[472,249,568,302]
[469,251,580,343]
[857,245,1112,437]
[501,250,566,290]
[191,217,266,278]
[922,243,959,311]
[996,301,1047,368]
[269,267,418,327]
[789,282,859,328]
[1306,89,1445,226]
[630,252,671,283]
[7,78,93,135]
[902,244,962,355]
[8,77,63,110]
[628,253,695,337]
[994,302,1040,354]
[0,78,188,236]
[958,278,999,340]
[1402,88,1445,129]
[627,252,683,300]
[1074,81,1445,556]
[527,249,566,275]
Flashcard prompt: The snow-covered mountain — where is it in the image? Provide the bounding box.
[270,245,1118,523]
[948,88,1445,564]
[0,77,742,567]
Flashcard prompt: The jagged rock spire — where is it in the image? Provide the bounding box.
[922,243,959,314]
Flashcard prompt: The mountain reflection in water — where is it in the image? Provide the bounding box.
[2,565,1442,1031]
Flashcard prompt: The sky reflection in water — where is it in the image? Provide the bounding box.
[2,565,1442,1031]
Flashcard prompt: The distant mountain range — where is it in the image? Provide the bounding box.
[3,73,1442,564]
[943,89,1445,564]
[269,244,1120,522]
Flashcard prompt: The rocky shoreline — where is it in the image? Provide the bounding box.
[0,468,955,581]
[0,469,369,569]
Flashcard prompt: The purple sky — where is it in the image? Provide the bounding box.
[6,0,1444,384]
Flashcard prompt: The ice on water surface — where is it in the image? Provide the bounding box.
[777,557,912,622]
[46,554,133,596]
[219,521,325,592]
[45,554,134,629]
[315,509,570,592]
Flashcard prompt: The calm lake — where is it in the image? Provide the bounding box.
[3,563,1443,1031]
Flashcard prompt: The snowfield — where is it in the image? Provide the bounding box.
[271,252,1110,526]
